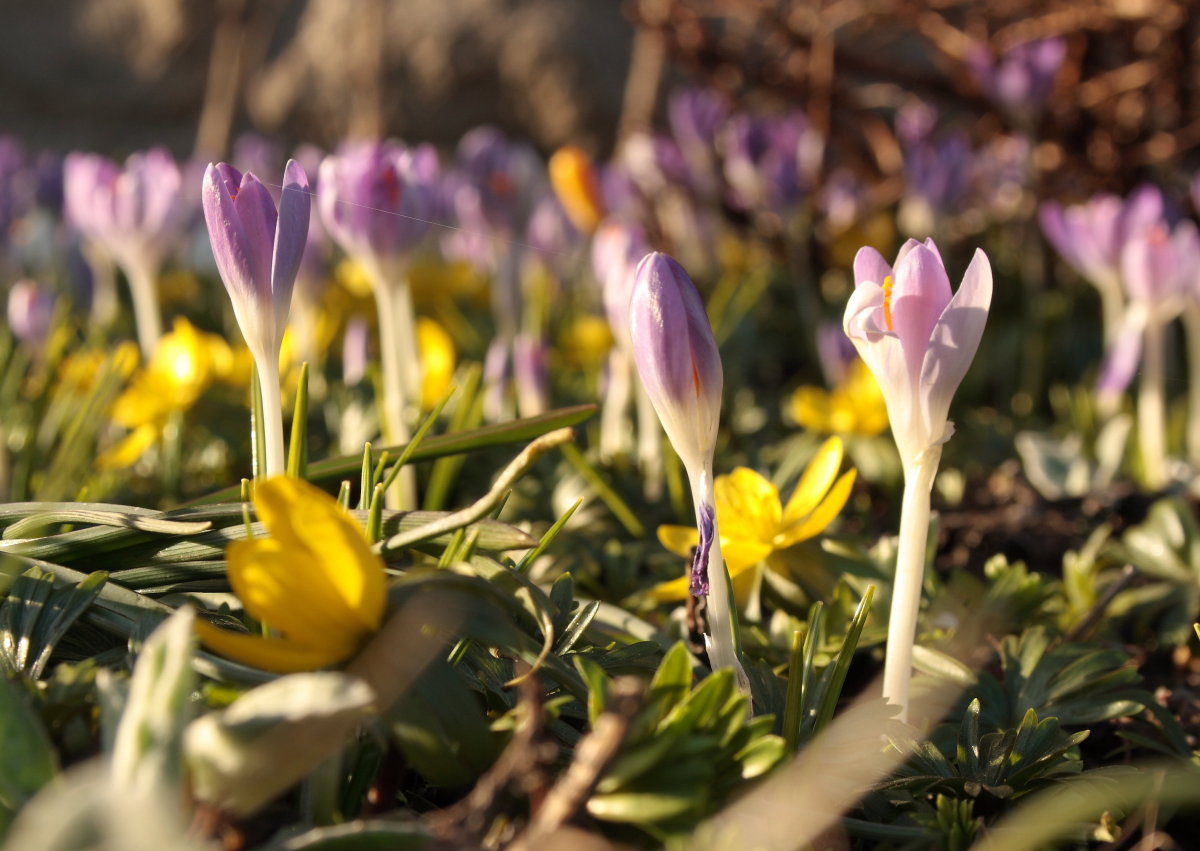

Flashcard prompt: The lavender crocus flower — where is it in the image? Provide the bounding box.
[203,159,310,476]
[630,252,747,693]
[896,103,972,237]
[63,148,184,356]
[721,111,818,222]
[844,238,991,720]
[320,141,437,489]
[668,88,729,200]
[1039,185,1163,348]
[966,37,1067,123]
[1101,220,1199,487]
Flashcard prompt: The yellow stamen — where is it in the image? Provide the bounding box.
[882,275,894,331]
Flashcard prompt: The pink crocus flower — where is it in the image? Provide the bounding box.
[843,239,992,467]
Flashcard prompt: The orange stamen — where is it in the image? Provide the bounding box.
[882,275,894,331]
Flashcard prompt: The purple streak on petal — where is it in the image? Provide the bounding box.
[690,501,715,597]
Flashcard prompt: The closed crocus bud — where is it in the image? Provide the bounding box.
[844,239,991,470]
[629,252,722,479]
[203,160,310,368]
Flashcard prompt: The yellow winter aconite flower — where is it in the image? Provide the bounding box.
[560,315,614,369]
[651,437,856,604]
[98,318,234,469]
[549,146,605,234]
[788,359,889,437]
[195,476,387,673]
[416,316,455,410]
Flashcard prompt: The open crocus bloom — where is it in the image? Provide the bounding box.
[844,239,992,467]
[652,437,856,604]
[196,477,387,673]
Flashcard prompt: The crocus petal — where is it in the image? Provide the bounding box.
[232,172,278,299]
[852,246,892,289]
[203,164,257,310]
[269,159,311,336]
[776,469,857,548]
[919,248,993,445]
[782,436,844,523]
[194,620,354,674]
[890,244,953,381]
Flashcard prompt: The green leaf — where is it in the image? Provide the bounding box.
[0,675,57,812]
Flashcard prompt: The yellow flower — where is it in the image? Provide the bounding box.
[559,315,614,370]
[417,316,455,410]
[98,318,233,469]
[651,437,856,604]
[788,359,889,437]
[195,476,387,673]
[549,146,605,234]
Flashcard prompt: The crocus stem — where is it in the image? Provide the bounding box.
[257,355,286,477]
[1184,305,1200,466]
[124,262,163,360]
[599,347,632,461]
[882,452,939,723]
[1138,317,1167,489]
[1096,274,1125,350]
[371,275,416,508]
[691,469,751,699]
[82,240,119,329]
[635,378,664,501]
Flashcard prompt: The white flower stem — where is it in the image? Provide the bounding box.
[1183,305,1200,466]
[1095,274,1125,350]
[370,270,417,508]
[882,452,939,723]
[257,354,286,477]
[599,347,631,461]
[124,262,162,359]
[1138,317,1167,489]
[635,378,664,501]
[691,469,751,700]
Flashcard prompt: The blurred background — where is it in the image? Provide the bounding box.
[1,0,1196,188]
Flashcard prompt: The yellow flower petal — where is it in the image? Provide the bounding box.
[248,478,387,633]
[715,468,781,543]
[720,539,774,576]
[657,524,700,560]
[226,539,370,643]
[646,573,691,602]
[782,437,844,523]
[194,619,355,674]
[417,317,456,411]
[549,146,605,233]
[777,468,856,548]
[97,424,159,470]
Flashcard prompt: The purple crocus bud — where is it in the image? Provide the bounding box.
[202,159,310,367]
[7,280,55,348]
[844,239,992,467]
[318,141,435,280]
[629,252,722,480]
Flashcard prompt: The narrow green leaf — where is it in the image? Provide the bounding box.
[286,362,310,479]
